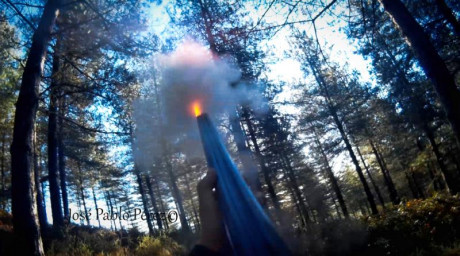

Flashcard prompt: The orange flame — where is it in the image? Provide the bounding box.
[193,101,202,117]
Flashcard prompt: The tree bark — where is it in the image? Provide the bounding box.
[355,145,385,208]
[378,0,460,146]
[369,139,400,205]
[33,128,48,232]
[47,41,64,228]
[92,187,101,228]
[424,124,459,193]
[134,168,154,235]
[280,155,311,225]
[145,174,163,230]
[307,59,378,215]
[229,109,265,204]
[10,0,60,254]
[1,132,6,209]
[184,171,200,230]
[242,111,281,212]
[77,164,89,226]
[58,96,68,218]
[164,157,190,232]
[312,128,349,217]
[154,177,169,230]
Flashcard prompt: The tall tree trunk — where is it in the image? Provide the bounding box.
[164,157,190,232]
[145,174,163,230]
[92,187,101,228]
[184,171,200,230]
[77,163,89,226]
[410,169,426,199]
[58,96,68,219]
[229,109,265,204]
[33,128,47,232]
[281,170,306,226]
[280,155,311,226]
[405,171,420,199]
[47,43,63,228]
[355,145,386,209]
[378,0,460,146]
[10,0,60,254]
[134,168,154,235]
[1,132,6,209]
[435,0,460,36]
[154,177,169,230]
[312,128,349,217]
[424,124,459,193]
[105,192,117,232]
[369,139,400,204]
[307,59,378,215]
[242,111,281,212]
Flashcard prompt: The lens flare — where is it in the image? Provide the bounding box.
[193,102,202,117]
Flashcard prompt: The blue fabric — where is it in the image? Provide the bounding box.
[197,114,291,256]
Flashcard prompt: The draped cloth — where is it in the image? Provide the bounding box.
[197,114,291,256]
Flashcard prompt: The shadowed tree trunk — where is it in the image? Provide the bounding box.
[423,124,459,193]
[242,111,281,212]
[77,164,89,226]
[10,0,61,254]
[312,127,349,217]
[355,145,385,209]
[33,127,47,232]
[280,155,312,225]
[58,96,68,219]
[369,139,400,205]
[48,42,64,228]
[164,157,190,232]
[184,171,200,230]
[378,0,460,147]
[1,132,6,209]
[145,173,163,230]
[92,187,101,228]
[307,58,378,215]
[154,177,169,230]
[134,167,154,235]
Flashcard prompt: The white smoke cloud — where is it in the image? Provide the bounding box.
[133,40,266,164]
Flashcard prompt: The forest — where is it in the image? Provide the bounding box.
[1,0,460,255]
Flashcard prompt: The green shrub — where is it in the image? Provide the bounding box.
[364,193,460,256]
[134,236,184,256]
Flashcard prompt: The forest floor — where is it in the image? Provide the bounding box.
[1,193,460,256]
